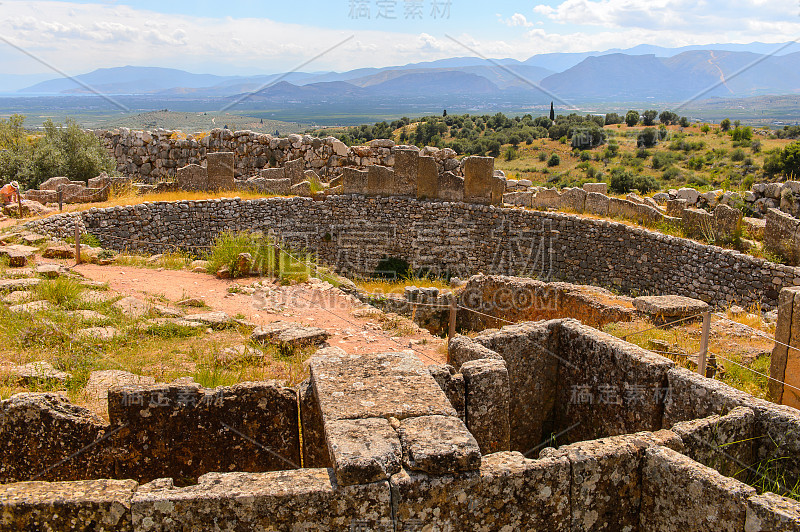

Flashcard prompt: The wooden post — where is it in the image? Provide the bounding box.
[273,241,281,279]
[698,311,711,376]
[58,190,63,212]
[448,297,457,340]
[74,224,81,265]
[16,190,22,219]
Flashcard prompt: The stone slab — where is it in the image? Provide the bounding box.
[309,351,456,422]
[437,170,464,202]
[206,151,235,191]
[746,492,800,532]
[416,155,438,199]
[299,380,330,469]
[427,364,465,420]
[176,164,207,192]
[343,167,368,194]
[633,294,710,321]
[366,165,394,196]
[131,470,391,531]
[251,321,329,348]
[461,357,511,454]
[325,417,402,486]
[463,156,494,204]
[392,147,418,196]
[641,445,756,532]
[391,452,570,531]
[284,158,305,185]
[0,479,137,532]
[396,415,481,476]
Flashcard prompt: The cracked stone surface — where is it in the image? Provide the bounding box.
[251,321,329,348]
[745,492,800,532]
[325,417,402,486]
[0,479,137,532]
[633,295,709,321]
[396,415,481,476]
[309,351,456,422]
[182,311,235,329]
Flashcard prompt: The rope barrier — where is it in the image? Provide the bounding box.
[620,313,706,340]
[711,350,800,394]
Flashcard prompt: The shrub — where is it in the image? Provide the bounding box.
[538,152,547,162]
[205,231,274,278]
[503,146,518,161]
[374,257,411,280]
[662,166,682,181]
[0,115,116,189]
[637,128,659,148]
[547,153,561,167]
[731,148,746,162]
[609,167,635,193]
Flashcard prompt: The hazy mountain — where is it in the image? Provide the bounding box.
[539,49,800,100]
[17,41,800,102]
[20,66,235,94]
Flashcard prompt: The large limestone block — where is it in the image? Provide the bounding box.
[463,156,494,204]
[0,479,138,531]
[206,152,235,191]
[131,470,392,531]
[107,382,300,482]
[284,158,305,185]
[586,191,609,216]
[461,358,511,453]
[641,446,755,532]
[366,165,395,196]
[438,171,464,202]
[633,295,709,323]
[427,364,465,420]
[392,147,418,196]
[396,415,481,475]
[765,207,800,263]
[309,351,456,422]
[714,203,743,236]
[583,182,607,194]
[391,452,570,531]
[325,417,402,486]
[299,380,330,469]
[177,164,207,191]
[416,155,438,199]
[259,167,285,180]
[559,187,587,212]
[745,492,800,532]
[343,167,368,194]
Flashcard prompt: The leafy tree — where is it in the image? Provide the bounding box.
[679,116,690,128]
[659,111,679,125]
[637,127,659,148]
[731,126,752,142]
[609,167,634,193]
[605,113,623,125]
[720,118,731,131]
[625,110,640,127]
[547,153,561,167]
[443,109,447,117]
[701,124,711,134]
[642,110,658,126]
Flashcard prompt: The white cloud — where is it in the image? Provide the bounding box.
[499,13,535,27]
[0,0,798,77]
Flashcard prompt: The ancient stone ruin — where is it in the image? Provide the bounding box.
[3,319,799,529]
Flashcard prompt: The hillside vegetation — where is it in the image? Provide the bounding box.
[311,111,800,193]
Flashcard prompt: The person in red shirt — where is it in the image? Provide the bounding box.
[0,181,19,204]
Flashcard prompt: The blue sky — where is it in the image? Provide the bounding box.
[2,0,799,76]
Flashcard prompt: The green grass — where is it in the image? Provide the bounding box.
[34,277,85,308]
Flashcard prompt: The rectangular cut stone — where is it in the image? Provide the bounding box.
[663,366,757,426]
[0,479,137,532]
[343,167,368,194]
[392,148,418,196]
[427,364,465,420]
[325,418,402,486]
[309,351,457,421]
[283,158,305,185]
[666,198,688,217]
[131,470,392,531]
[609,197,641,220]
[559,187,587,212]
[437,171,464,202]
[176,164,207,192]
[583,182,607,194]
[586,191,609,216]
[396,415,481,475]
[391,452,570,531]
[746,492,800,531]
[490,175,505,206]
[472,322,561,452]
[107,382,300,482]
[416,155,438,199]
[555,320,675,444]
[765,207,800,263]
[206,152,234,191]
[542,435,645,531]
[461,358,511,453]
[366,165,395,196]
[299,380,330,469]
[250,177,290,195]
[632,294,709,323]
[463,156,494,204]
[641,446,756,532]
[670,406,755,480]
[532,188,561,209]
[259,167,285,180]
[771,287,798,403]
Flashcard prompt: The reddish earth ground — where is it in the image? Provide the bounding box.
[72,263,447,365]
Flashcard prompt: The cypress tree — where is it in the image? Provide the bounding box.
[549,102,555,121]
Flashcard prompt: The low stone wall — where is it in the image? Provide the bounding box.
[6,319,800,530]
[96,128,462,182]
[0,382,300,484]
[27,196,800,310]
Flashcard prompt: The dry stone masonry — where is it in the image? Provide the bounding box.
[2,319,799,529]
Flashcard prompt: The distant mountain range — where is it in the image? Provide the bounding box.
[12,41,800,103]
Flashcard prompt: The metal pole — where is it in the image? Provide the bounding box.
[698,311,711,376]
[74,224,81,265]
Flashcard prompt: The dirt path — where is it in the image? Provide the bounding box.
[73,263,447,365]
